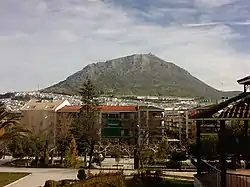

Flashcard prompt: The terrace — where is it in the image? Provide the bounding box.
[190,75,250,187]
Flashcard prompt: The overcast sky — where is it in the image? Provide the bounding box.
[0,0,250,93]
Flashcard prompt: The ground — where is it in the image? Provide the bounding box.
[0,172,29,186]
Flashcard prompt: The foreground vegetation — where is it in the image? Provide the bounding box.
[0,172,29,186]
[44,171,193,187]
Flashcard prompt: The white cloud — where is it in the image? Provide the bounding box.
[0,0,249,93]
[54,30,79,42]
[194,0,234,7]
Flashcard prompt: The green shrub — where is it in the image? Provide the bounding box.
[166,160,181,169]
[77,169,86,180]
[64,138,79,168]
[155,170,163,176]
[44,180,58,187]
[76,172,125,187]
[131,172,163,187]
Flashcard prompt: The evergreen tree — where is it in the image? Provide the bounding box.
[157,136,169,159]
[71,78,100,167]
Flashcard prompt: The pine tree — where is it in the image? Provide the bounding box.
[71,78,101,168]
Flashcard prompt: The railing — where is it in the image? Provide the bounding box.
[193,158,250,187]
[198,161,220,187]
[227,173,250,187]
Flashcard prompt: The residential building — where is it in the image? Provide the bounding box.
[20,99,70,145]
[164,106,220,145]
[164,110,194,144]
[57,105,165,144]
[138,106,165,144]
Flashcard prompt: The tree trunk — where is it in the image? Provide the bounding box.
[84,152,87,167]
[50,153,54,165]
[138,150,144,169]
[60,152,63,165]
[88,144,94,167]
[35,156,39,168]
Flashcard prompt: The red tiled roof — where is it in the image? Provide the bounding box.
[58,105,137,112]
[58,105,81,112]
[101,105,137,111]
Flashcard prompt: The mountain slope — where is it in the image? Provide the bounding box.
[43,54,239,99]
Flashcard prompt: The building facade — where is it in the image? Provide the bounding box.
[164,110,194,144]
[57,105,165,144]
[20,99,70,145]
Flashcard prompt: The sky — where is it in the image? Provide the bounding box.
[0,0,250,93]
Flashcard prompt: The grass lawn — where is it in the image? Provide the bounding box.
[0,172,30,186]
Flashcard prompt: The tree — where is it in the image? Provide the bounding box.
[169,150,187,169]
[64,137,78,168]
[201,134,219,161]
[115,151,121,169]
[71,78,101,167]
[157,136,169,159]
[56,112,73,164]
[0,103,29,153]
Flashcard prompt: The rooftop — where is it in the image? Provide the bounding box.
[58,105,163,112]
[21,99,67,111]
[58,105,137,112]
[237,75,250,85]
[190,92,250,119]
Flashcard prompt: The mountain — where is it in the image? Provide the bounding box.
[43,54,241,99]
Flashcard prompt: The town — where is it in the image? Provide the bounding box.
[0,75,249,187]
[1,0,249,186]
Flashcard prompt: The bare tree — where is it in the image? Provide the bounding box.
[56,112,73,164]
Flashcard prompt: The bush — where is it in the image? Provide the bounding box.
[115,152,121,164]
[155,170,163,176]
[171,151,187,162]
[131,172,163,187]
[64,138,78,168]
[166,160,181,169]
[140,150,155,165]
[77,169,87,180]
[44,180,58,187]
[76,172,125,187]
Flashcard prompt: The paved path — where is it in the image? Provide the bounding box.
[0,168,78,187]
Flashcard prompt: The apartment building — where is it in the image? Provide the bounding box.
[20,99,70,144]
[57,105,164,144]
[138,106,165,143]
[164,110,195,144]
[164,105,219,145]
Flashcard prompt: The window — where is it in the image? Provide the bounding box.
[45,105,55,109]
[109,113,119,119]
[102,113,108,118]
[123,113,131,119]
[27,105,36,109]
[124,129,130,136]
